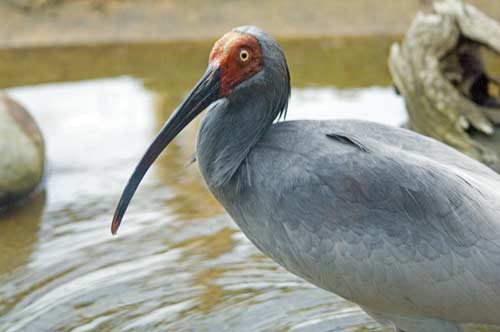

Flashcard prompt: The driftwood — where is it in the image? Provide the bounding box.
[389,0,500,170]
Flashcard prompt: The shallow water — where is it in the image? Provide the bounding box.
[0,38,405,332]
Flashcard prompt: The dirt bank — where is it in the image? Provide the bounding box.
[1,0,500,48]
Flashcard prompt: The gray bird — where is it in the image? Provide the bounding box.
[111,26,500,332]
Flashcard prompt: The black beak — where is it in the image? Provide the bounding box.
[111,64,221,234]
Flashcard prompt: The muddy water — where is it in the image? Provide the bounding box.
[0,37,405,332]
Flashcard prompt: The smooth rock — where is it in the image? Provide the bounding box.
[0,92,45,207]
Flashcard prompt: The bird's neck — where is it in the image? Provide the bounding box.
[196,92,277,189]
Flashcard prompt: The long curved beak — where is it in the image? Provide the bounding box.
[111,64,221,234]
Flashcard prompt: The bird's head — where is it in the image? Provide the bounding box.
[209,29,264,97]
[111,26,290,234]
[207,26,290,99]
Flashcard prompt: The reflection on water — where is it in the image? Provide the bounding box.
[289,87,406,125]
[0,38,403,332]
[0,36,397,91]
[0,193,45,277]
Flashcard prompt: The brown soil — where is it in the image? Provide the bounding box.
[1,0,499,48]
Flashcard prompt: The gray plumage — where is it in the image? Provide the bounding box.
[113,26,500,332]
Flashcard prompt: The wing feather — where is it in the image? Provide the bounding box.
[255,121,500,324]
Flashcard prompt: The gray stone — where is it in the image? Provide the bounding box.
[0,92,45,207]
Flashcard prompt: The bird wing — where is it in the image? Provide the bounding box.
[254,120,500,324]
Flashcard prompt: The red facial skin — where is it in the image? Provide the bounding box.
[209,31,263,97]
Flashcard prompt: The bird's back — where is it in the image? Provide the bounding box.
[216,119,500,329]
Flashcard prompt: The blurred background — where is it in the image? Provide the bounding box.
[0,1,499,332]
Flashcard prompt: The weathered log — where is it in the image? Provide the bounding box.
[389,0,500,170]
[0,93,45,208]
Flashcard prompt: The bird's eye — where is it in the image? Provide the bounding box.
[239,49,250,62]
